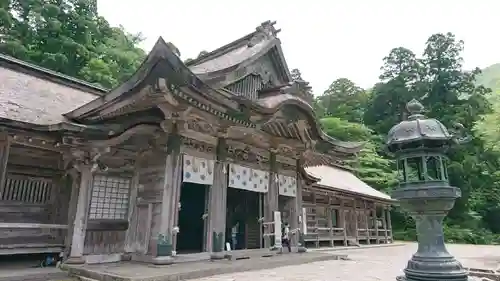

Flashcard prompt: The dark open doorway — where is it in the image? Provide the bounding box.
[176,182,207,254]
[226,188,261,250]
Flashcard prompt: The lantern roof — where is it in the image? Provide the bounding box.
[386,99,453,152]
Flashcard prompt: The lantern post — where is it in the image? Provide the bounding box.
[387,99,469,281]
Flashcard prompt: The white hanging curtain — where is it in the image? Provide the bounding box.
[278,174,297,197]
[228,163,269,193]
[182,154,215,185]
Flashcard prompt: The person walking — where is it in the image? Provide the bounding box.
[281,223,291,252]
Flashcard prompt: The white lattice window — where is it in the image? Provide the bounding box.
[88,175,130,220]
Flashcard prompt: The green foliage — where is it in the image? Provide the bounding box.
[314,78,370,122]
[318,32,500,245]
[319,115,397,194]
[475,63,500,91]
[395,225,500,245]
[2,1,499,246]
[0,0,146,88]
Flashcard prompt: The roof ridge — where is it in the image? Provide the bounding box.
[185,20,281,66]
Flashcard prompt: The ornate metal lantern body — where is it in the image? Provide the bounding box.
[386,99,468,281]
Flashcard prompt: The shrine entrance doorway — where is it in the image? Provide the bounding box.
[176,182,208,254]
[225,188,261,250]
[279,195,295,226]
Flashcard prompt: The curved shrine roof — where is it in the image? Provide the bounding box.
[0,20,363,154]
[305,165,392,202]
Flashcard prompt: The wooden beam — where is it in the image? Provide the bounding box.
[0,223,68,229]
[327,194,334,247]
[387,208,393,242]
[364,200,370,244]
[382,206,388,244]
[373,207,379,244]
[341,199,347,246]
[0,134,11,199]
[352,199,358,243]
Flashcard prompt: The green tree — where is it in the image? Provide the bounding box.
[363,32,497,238]
[0,0,145,88]
[320,117,397,193]
[314,78,369,122]
[364,47,421,133]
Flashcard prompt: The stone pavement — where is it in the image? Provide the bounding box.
[190,243,500,281]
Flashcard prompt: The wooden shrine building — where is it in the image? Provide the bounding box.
[0,21,393,264]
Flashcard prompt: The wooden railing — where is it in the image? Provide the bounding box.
[304,226,348,247]
[357,228,392,244]
[0,222,67,255]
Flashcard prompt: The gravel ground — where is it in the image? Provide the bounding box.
[191,243,500,281]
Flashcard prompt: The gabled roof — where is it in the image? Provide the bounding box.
[306,165,393,202]
[186,20,292,87]
[64,37,241,121]
[0,54,103,125]
[0,20,364,154]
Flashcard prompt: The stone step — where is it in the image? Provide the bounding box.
[0,269,68,281]
[75,276,99,281]
[64,252,348,281]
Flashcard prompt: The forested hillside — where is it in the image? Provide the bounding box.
[2,0,500,244]
[476,63,500,92]
[315,36,500,244]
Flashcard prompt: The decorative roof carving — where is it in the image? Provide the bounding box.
[197,51,209,58]
[281,80,314,105]
[247,21,281,47]
[166,42,181,57]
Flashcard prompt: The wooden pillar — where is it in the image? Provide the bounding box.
[124,172,139,253]
[340,199,347,246]
[363,201,370,244]
[387,207,393,242]
[63,171,79,259]
[66,163,93,264]
[327,195,334,247]
[352,199,358,243]
[289,195,298,247]
[153,133,182,264]
[374,206,379,244]
[312,192,319,248]
[382,206,388,243]
[209,138,228,259]
[295,171,305,251]
[0,133,11,198]
[264,151,278,248]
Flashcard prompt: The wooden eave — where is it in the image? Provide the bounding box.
[0,118,109,134]
[304,183,395,205]
[235,92,365,154]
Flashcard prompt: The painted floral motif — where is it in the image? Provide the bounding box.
[278,174,297,197]
[182,154,214,185]
[229,164,268,193]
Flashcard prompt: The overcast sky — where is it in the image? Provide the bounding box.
[98,0,499,94]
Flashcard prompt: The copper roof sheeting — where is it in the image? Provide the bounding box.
[0,66,99,125]
[305,165,392,201]
[189,39,270,75]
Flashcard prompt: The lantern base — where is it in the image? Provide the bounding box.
[397,275,473,281]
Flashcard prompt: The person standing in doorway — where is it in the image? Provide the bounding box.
[231,222,239,250]
[281,222,291,252]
